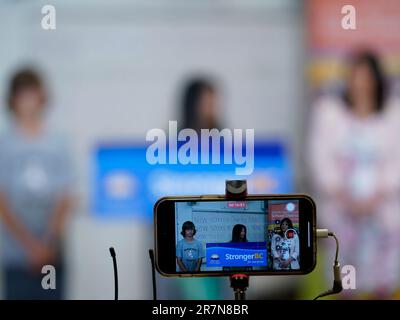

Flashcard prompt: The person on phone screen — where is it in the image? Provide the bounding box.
[176,221,204,272]
[230,224,248,243]
[224,223,253,272]
[271,218,300,270]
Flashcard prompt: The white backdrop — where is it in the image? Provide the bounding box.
[176,201,266,243]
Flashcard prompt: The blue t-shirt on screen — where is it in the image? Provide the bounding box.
[176,238,204,271]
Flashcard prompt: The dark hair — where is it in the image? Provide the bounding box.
[181,221,196,237]
[279,218,294,237]
[181,78,218,130]
[231,224,248,242]
[7,68,46,112]
[344,51,386,112]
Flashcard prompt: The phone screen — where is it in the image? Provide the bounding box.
[174,199,300,273]
[155,195,316,276]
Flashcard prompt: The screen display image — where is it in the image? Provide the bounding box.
[174,199,300,272]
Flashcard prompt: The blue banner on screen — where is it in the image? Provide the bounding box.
[206,242,267,267]
[92,140,293,220]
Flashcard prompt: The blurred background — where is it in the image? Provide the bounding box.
[0,0,400,300]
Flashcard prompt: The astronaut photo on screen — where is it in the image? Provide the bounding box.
[271,218,300,270]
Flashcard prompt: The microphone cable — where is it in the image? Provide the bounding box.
[149,249,157,300]
[109,247,118,300]
[314,230,342,300]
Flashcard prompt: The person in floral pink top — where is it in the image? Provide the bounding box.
[308,51,400,298]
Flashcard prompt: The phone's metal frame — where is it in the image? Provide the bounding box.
[154,194,317,277]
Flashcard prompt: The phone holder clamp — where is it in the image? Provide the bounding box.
[230,273,249,300]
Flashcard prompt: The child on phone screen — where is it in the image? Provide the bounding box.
[176,221,204,272]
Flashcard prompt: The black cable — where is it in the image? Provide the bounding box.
[330,232,339,263]
[109,247,118,300]
[314,232,342,300]
[149,249,157,300]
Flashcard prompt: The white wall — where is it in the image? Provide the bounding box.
[0,0,305,299]
[176,201,266,243]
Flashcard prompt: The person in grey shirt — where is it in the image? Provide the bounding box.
[176,221,204,272]
[0,69,73,299]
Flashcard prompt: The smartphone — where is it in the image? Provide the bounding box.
[154,194,316,277]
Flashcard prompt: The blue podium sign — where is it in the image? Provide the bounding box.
[92,140,293,220]
[206,242,267,267]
